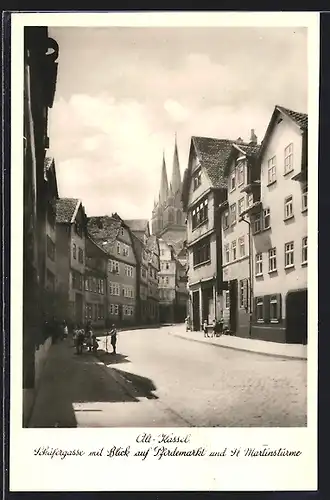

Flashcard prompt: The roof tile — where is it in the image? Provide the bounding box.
[276,105,308,129]
[56,198,79,223]
[87,216,122,254]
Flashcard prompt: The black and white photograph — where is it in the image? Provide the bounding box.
[9,11,318,492]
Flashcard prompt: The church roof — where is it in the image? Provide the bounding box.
[170,135,182,194]
[159,153,169,206]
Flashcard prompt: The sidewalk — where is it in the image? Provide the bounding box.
[168,325,307,360]
[28,336,136,428]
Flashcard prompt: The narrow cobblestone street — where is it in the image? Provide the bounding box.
[29,326,307,428]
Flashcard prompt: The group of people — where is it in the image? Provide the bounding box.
[72,321,118,356]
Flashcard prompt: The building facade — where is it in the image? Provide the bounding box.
[23,27,59,425]
[87,214,137,327]
[43,157,59,321]
[84,237,108,329]
[246,105,308,344]
[220,136,261,337]
[56,198,87,327]
[182,136,236,330]
[146,235,160,324]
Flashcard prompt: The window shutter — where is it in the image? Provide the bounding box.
[276,293,282,323]
[263,295,270,323]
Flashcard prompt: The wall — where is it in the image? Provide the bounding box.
[253,115,307,318]
[55,224,70,319]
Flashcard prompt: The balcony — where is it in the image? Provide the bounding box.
[240,201,262,218]
[240,180,261,194]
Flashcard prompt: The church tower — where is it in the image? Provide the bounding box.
[151,135,187,244]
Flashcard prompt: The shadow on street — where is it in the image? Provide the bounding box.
[112,367,159,400]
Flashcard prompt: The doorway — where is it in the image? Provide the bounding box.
[229,279,238,333]
[192,291,200,331]
[75,293,83,324]
[286,289,307,344]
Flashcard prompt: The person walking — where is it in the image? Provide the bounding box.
[110,324,118,355]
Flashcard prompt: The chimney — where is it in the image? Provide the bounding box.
[250,129,258,145]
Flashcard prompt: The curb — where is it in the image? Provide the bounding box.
[169,331,307,361]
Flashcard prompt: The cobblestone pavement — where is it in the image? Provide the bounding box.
[29,327,307,427]
[97,327,307,427]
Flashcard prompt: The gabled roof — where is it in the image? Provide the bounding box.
[87,216,122,254]
[259,104,308,160]
[56,198,80,223]
[124,219,149,233]
[192,136,235,189]
[276,105,308,130]
[44,156,59,199]
[224,142,261,175]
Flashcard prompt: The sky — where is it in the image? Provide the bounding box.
[48,26,307,220]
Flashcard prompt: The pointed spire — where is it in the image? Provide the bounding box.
[159,152,169,206]
[171,133,181,194]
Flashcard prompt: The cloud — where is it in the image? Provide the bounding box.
[164,99,190,122]
[49,27,307,221]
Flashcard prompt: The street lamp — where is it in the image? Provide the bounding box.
[240,214,253,338]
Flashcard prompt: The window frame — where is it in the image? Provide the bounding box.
[267,156,277,185]
[193,169,202,191]
[302,236,308,265]
[284,143,294,175]
[284,241,295,268]
[230,203,237,226]
[238,197,245,216]
[302,185,308,212]
[231,240,237,261]
[256,297,264,323]
[284,195,294,220]
[268,248,277,273]
[255,253,263,276]
[238,235,245,258]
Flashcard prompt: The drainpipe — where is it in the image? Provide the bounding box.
[240,215,253,338]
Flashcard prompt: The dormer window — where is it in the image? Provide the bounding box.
[193,169,202,190]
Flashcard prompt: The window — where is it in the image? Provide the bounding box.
[109,260,120,274]
[247,193,253,207]
[255,253,263,275]
[193,236,211,267]
[165,277,169,285]
[193,169,202,190]
[100,279,104,294]
[125,265,133,277]
[98,304,104,320]
[284,241,294,268]
[267,156,276,184]
[270,295,280,323]
[47,236,55,261]
[231,240,237,261]
[120,227,124,236]
[223,211,229,229]
[224,290,230,309]
[78,247,84,263]
[230,172,236,191]
[238,236,245,258]
[122,244,129,257]
[268,248,277,272]
[263,208,271,229]
[192,197,208,229]
[253,213,261,234]
[72,270,83,291]
[109,304,119,315]
[302,185,308,211]
[224,243,230,264]
[284,143,293,174]
[85,278,89,291]
[109,281,120,296]
[230,203,237,225]
[302,237,308,264]
[238,197,245,216]
[284,196,293,219]
[256,297,264,322]
[73,243,77,260]
[237,163,244,186]
[117,243,121,254]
